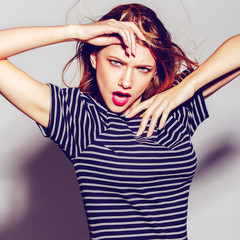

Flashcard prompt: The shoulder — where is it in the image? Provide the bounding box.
[173,68,194,86]
[49,84,90,102]
[48,84,110,119]
[48,84,97,105]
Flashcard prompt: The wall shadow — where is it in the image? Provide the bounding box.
[194,132,240,180]
[0,140,90,240]
[1,132,239,240]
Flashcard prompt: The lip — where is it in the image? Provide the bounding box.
[112,91,132,106]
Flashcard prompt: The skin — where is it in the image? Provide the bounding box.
[0,21,146,128]
[90,44,157,114]
[0,20,239,137]
[125,35,240,136]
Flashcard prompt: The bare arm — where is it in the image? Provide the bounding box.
[125,34,240,136]
[184,34,240,98]
[202,67,240,99]
[0,26,76,59]
[0,25,77,127]
[0,21,146,127]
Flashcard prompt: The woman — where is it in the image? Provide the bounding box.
[0,3,239,240]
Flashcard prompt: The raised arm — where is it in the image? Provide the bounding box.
[125,34,240,136]
[0,21,146,127]
[184,34,240,98]
[0,25,78,127]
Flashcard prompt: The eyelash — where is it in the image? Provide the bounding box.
[110,60,122,66]
[138,67,151,73]
[109,60,151,73]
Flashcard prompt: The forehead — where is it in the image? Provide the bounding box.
[98,44,156,66]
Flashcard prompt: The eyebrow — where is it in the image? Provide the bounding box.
[108,56,155,68]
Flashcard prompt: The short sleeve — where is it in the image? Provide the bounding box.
[172,69,209,136]
[37,84,99,158]
[183,89,209,135]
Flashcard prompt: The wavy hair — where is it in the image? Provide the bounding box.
[63,3,198,100]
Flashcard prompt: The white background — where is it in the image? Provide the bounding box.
[0,0,239,239]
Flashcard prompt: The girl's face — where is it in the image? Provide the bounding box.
[90,43,157,113]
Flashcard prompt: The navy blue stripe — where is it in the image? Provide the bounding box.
[37,70,208,240]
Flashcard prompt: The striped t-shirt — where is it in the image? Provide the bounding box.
[38,70,209,240]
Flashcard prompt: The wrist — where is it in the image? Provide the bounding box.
[178,72,200,98]
[66,24,84,41]
[183,69,204,93]
[57,25,76,41]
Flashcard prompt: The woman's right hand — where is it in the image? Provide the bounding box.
[0,20,145,129]
[73,19,146,56]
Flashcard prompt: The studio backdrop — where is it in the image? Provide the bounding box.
[0,0,239,239]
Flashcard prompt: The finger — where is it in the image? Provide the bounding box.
[123,22,146,42]
[125,98,154,118]
[123,97,141,116]
[116,27,134,55]
[136,110,152,136]
[117,28,130,48]
[121,26,136,56]
[147,111,162,137]
[136,104,156,136]
[158,110,170,130]
[125,102,147,118]
[101,35,123,46]
[106,21,130,48]
[139,96,166,136]
[111,21,133,51]
[108,21,143,54]
[121,23,144,55]
[129,28,136,56]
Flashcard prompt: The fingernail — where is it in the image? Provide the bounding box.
[132,47,136,57]
[124,109,130,115]
[158,125,163,130]
[147,132,152,138]
[127,47,131,56]
[126,113,133,118]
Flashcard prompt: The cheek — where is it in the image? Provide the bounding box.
[96,65,109,87]
[96,62,114,86]
[136,78,152,94]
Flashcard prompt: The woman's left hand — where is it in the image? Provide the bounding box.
[124,82,195,137]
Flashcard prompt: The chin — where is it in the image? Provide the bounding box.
[106,103,128,114]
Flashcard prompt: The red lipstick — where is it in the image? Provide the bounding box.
[112,91,131,106]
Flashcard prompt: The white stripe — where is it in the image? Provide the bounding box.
[95,232,186,240]
[83,189,190,203]
[88,209,187,221]
[77,161,196,173]
[87,203,187,214]
[86,196,188,209]
[79,175,192,186]
[42,82,208,240]
[73,147,195,162]
[90,216,187,228]
[81,181,190,192]
[82,183,191,198]
[92,223,186,235]
[86,142,192,152]
[77,169,196,180]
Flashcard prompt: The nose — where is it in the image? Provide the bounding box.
[118,69,132,89]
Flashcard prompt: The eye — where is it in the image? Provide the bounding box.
[110,60,122,66]
[138,67,151,73]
